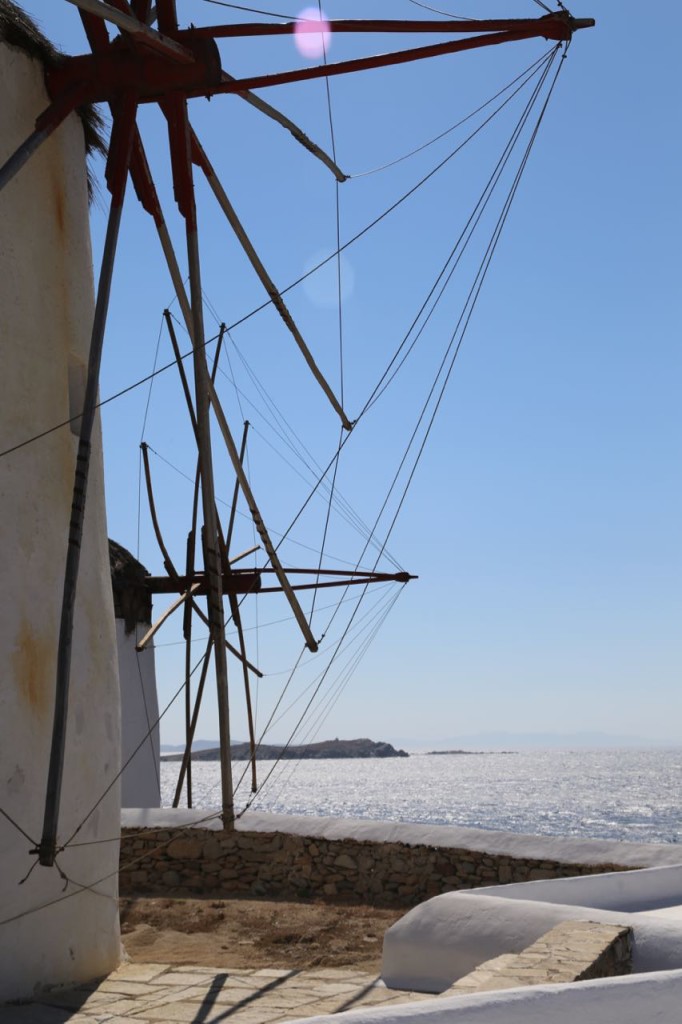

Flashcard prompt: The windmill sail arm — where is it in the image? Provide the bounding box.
[135,583,201,652]
[198,14,592,41]
[207,379,319,653]
[219,72,347,183]
[200,22,590,96]
[190,130,351,431]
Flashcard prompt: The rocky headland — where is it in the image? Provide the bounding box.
[161,737,409,762]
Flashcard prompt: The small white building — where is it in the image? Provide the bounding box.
[110,540,161,810]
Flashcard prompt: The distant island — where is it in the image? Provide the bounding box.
[161,738,409,762]
[426,749,486,756]
[426,749,516,756]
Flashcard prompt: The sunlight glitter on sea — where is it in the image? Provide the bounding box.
[161,747,682,845]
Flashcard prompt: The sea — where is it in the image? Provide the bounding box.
[160,748,682,846]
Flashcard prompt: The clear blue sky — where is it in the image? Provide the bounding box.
[24,1,681,755]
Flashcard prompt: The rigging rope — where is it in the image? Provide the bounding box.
[202,0,308,19]
[152,585,387,649]
[359,48,559,418]
[406,0,470,17]
[348,48,553,179]
[208,324,404,569]
[235,42,568,802]
[309,1,346,627]
[0,807,37,847]
[261,585,398,736]
[199,51,565,805]
[251,49,558,566]
[0,47,548,464]
[145,442,368,568]
[60,649,210,851]
[366,44,570,574]
[261,588,404,807]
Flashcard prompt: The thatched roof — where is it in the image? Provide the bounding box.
[0,1,107,201]
[109,539,152,633]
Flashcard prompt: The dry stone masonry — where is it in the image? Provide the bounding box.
[119,826,632,906]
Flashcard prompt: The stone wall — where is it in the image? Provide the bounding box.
[120,826,632,907]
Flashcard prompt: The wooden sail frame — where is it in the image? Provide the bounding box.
[0,0,594,866]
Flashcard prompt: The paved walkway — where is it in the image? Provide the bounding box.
[1,963,432,1023]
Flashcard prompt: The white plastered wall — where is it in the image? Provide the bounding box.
[117,620,161,808]
[0,40,121,1001]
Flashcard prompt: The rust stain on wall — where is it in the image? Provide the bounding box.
[11,619,53,720]
[51,163,67,241]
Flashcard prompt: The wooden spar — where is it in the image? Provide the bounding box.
[163,309,198,438]
[255,567,415,579]
[37,95,137,869]
[184,15,593,99]
[128,128,195,338]
[163,310,254,796]
[183,529,196,807]
[46,12,594,111]
[0,79,92,195]
[260,576,414,594]
[221,421,257,793]
[144,568,413,592]
[145,571,258,594]
[140,441,187,584]
[198,15,591,39]
[206,378,319,653]
[172,637,214,808]
[230,591,258,793]
[135,582,200,652]
[165,89,235,829]
[144,570,413,595]
[230,544,260,565]
[218,72,346,183]
[180,324,224,806]
[226,422,249,556]
[141,443,262,672]
[0,122,61,194]
[69,17,347,200]
[190,131,352,432]
[215,524,257,794]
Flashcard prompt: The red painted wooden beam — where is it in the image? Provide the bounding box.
[45,12,594,109]
[193,13,593,41]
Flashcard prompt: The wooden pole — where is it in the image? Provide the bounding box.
[38,97,136,867]
[166,91,235,828]
[172,639,213,808]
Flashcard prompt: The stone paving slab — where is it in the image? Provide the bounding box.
[1,962,430,1023]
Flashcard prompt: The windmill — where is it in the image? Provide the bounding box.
[0,0,594,873]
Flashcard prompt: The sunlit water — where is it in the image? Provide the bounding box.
[161,748,682,845]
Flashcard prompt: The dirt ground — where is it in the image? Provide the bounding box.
[120,897,405,973]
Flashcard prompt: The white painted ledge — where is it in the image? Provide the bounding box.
[121,808,682,868]
[285,969,682,1024]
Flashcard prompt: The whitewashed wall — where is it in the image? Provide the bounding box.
[117,620,161,808]
[382,891,682,993]
[474,862,682,913]
[289,970,682,1024]
[0,39,121,1001]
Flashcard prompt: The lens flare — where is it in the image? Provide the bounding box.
[303,250,355,309]
[294,7,331,60]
